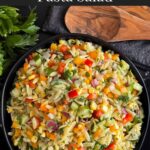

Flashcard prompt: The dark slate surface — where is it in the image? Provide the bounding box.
[0,5,150,150]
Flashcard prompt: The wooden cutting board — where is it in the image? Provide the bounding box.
[65,6,150,42]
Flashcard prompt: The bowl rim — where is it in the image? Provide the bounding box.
[1,33,150,150]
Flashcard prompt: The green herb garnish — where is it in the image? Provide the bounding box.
[118,95,129,102]
[0,6,39,76]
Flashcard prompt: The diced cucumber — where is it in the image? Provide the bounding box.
[71,102,79,110]
[128,83,134,93]
[121,60,129,70]
[133,82,142,93]
[21,115,28,124]
[78,106,92,118]
[63,70,73,80]
[34,54,42,66]
[45,68,55,76]
[94,143,105,150]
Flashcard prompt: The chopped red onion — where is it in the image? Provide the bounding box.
[109,84,115,91]
[62,112,70,118]
[47,120,59,131]
[97,98,102,103]
[122,108,127,115]
[95,73,102,81]
[72,78,78,83]
[91,79,99,87]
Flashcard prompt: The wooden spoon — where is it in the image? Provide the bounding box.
[65,6,150,42]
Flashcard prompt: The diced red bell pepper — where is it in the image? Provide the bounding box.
[59,45,69,53]
[48,60,55,67]
[34,102,41,108]
[68,143,78,150]
[93,109,103,119]
[122,113,133,124]
[57,62,66,74]
[87,93,97,100]
[28,81,36,89]
[64,53,72,60]
[105,142,115,150]
[68,90,78,99]
[84,59,93,67]
[25,98,33,103]
[77,147,85,150]
[104,53,109,60]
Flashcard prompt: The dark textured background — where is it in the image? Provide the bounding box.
[0,5,150,150]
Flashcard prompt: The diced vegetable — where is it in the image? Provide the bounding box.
[88,50,98,59]
[122,113,133,124]
[71,102,79,110]
[91,79,99,87]
[25,98,33,103]
[94,143,106,150]
[78,106,92,118]
[45,68,55,76]
[87,93,97,100]
[64,53,72,59]
[21,115,28,124]
[47,120,59,131]
[50,43,58,51]
[92,109,103,119]
[90,101,97,110]
[74,56,83,65]
[77,147,85,150]
[133,82,142,93]
[84,59,93,67]
[57,62,66,74]
[32,117,40,129]
[59,45,69,53]
[34,54,42,66]
[120,60,129,71]
[28,81,36,89]
[62,112,70,119]
[68,90,78,99]
[68,143,78,150]
[104,142,115,150]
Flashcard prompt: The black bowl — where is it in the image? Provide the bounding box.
[1,33,150,150]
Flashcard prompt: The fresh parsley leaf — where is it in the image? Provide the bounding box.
[63,70,73,80]
[85,71,90,77]
[20,9,39,35]
[0,6,39,77]
[0,50,5,76]
[133,116,142,124]
[6,34,38,49]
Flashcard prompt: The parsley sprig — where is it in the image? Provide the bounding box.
[0,6,39,76]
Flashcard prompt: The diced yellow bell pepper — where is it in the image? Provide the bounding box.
[73,57,83,66]
[50,43,58,51]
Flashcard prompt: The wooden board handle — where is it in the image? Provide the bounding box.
[65,6,150,42]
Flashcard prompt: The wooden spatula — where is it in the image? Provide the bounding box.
[65,6,150,42]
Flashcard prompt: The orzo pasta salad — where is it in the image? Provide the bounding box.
[7,39,144,150]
